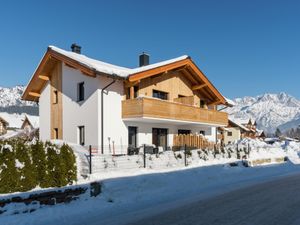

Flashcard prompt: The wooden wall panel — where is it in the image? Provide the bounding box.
[50,62,63,139]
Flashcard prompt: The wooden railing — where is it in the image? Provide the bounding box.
[173,134,216,150]
[173,96,195,106]
[122,97,228,126]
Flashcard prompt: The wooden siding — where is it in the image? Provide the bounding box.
[173,134,216,150]
[122,97,228,126]
[137,70,212,108]
[50,62,63,139]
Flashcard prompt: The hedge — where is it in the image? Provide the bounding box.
[0,139,77,194]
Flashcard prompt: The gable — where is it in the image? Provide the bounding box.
[128,59,227,105]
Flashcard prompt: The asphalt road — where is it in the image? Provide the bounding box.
[129,174,300,225]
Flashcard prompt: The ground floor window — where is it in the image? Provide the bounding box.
[78,126,85,146]
[152,128,168,150]
[178,129,191,135]
[128,126,137,148]
[199,130,205,135]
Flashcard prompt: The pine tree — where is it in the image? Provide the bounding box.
[275,128,282,137]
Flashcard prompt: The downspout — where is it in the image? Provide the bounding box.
[101,78,116,154]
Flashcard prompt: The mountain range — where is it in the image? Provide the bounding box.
[225,92,300,134]
[0,85,38,115]
[0,86,299,134]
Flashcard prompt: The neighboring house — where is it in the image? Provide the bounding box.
[218,119,250,145]
[22,44,231,154]
[0,117,9,135]
[219,118,266,145]
[21,115,39,132]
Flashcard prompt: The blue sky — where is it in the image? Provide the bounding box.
[0,0,299,99]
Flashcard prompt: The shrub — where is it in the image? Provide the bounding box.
[0,139,77,194]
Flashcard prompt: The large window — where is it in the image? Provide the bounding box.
[78,126,85,146]
[152,128,168,150]
[153,90,168,100]
[78,82,85,102]
[128,126,137,148]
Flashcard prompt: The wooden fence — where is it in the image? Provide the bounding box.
[173,134,217,150]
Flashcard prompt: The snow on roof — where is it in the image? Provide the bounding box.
[49,46,189,78]
[228,118,250,131]
[25,114,39,128]
[0,112,24,129]
[224,97,235,106]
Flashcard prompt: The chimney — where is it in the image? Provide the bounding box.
[139,52,150,67]
[71,43,81,54]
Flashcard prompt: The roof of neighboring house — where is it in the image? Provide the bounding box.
[22,46,231,106]
[0,113,24,129]
[0,117,9,126]
[23,114,39,129]
[228,119,250,132]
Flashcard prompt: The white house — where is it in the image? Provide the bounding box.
[22,44,230,154]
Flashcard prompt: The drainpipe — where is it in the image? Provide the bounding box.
[101,78,116,154]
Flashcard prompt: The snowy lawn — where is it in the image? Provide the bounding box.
[1,161,300,225]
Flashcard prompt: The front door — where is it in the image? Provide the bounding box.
[152,128,168,150]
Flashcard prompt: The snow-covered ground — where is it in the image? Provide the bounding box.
[1,138,300,225]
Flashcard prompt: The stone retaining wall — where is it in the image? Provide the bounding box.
[0,181,101,216]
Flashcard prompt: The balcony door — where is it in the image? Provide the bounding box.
[128,126,137,148]
[152,128,168,150]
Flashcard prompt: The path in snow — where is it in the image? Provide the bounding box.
[129,173,300,225]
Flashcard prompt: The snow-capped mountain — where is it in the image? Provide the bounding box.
[225,92,300,134]
[0,85,38,115]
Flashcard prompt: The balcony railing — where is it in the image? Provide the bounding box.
[122,97,228,126]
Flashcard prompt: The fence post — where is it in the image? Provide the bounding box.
[143,144,146,168]
[248,143,250,157]
[184,144,187,167]
[89,145,92,174]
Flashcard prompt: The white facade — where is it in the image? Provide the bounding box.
[39,64,219,154]
[39,83,51,141]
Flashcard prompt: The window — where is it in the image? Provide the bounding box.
[153,90,168,100]
[54,128,58,139]
[78,82,85,102]
[53,90,58,104]
[199,130,205,135]
[128,126,137,148]
[152,128,168,150]
[78,126,85,146]
[134,86,138,98]
[200,100,206,108]
[228,131,233,136]
[178,129,191,135]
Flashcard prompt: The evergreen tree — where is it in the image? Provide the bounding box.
[275,128,282,137]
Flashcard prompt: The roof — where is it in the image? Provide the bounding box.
[22,46,228,105]
[228,118,250,131]
[0,113,24,129]
[0,117,9,125]
[23,114,39,129]
[224,97,235,107]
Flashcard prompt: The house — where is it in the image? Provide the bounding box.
[22,44,231,154]
[219,118,266,145]
[0,117,9,135]
[218,119,250,145]
[21,115,39,132]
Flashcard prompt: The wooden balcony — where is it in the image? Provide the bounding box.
[122,97,228,126]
